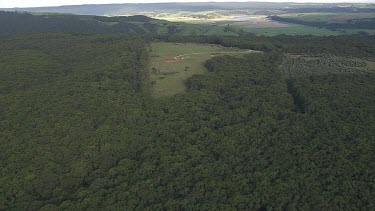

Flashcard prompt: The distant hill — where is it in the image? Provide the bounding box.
[282,6,375,13]
[0,11,242,36]
[0,11,160,34]
[1,2,374,16]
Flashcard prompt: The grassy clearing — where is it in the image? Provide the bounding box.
[355,59,375,72]
[279,13,375,23]
[246,25,348,36]
[152,12,375,36]
[274,13,375,35]
[149,42,256,97]
[246,25,375,36]
[152,16,366,36]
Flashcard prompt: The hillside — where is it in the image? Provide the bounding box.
[2,2,374,16]
[0,11,241,36]
[2,11,375,36]
[0,11,158,34]
[2,2,375,37]
[271,12,375,33]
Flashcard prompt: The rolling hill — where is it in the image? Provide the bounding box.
[2,2,374,16]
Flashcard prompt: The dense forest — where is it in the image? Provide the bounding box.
[0,11,160,34]
[0,11,243,36]
[0,31,374,210]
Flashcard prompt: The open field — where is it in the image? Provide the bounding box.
[272,12,375,35]
[150,42,257,97]
[153,15,344,36]
[4,2,375,36]
[245,25,374,36]
[152,11,375,36]
[155,12,292,28]
[4,9,375,36]
[278,12,375,24]
[226,16,292,28]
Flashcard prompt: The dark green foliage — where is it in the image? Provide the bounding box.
[93,15,153,23]
[167,25,182,35]
[287,79,309,113]
[282,55,371,78]
[0,11,158,34]
[0,34,374,210]
[0,34,150,209]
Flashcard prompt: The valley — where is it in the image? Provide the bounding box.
[2,2,375,36]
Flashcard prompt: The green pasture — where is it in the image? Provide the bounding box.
[246,25,346,36]
[149,42,256,97]
[152,15,375,36]
[279,12,375,23]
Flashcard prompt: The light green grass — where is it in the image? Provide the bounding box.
[152,12,375,36]
[151,14,375,36]
[357,59,375,72]
[279,12,375,23]
[262,13,375,35]
[247,26,375,36]
[246,25,349,36]
[150,42,256,97]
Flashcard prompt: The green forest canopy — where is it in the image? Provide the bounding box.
[0,33,374,210]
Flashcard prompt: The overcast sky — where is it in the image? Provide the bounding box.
[1,0,373,8]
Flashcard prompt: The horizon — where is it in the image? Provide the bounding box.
[1,0,374,9]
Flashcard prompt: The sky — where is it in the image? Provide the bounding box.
[0,0,373,8]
